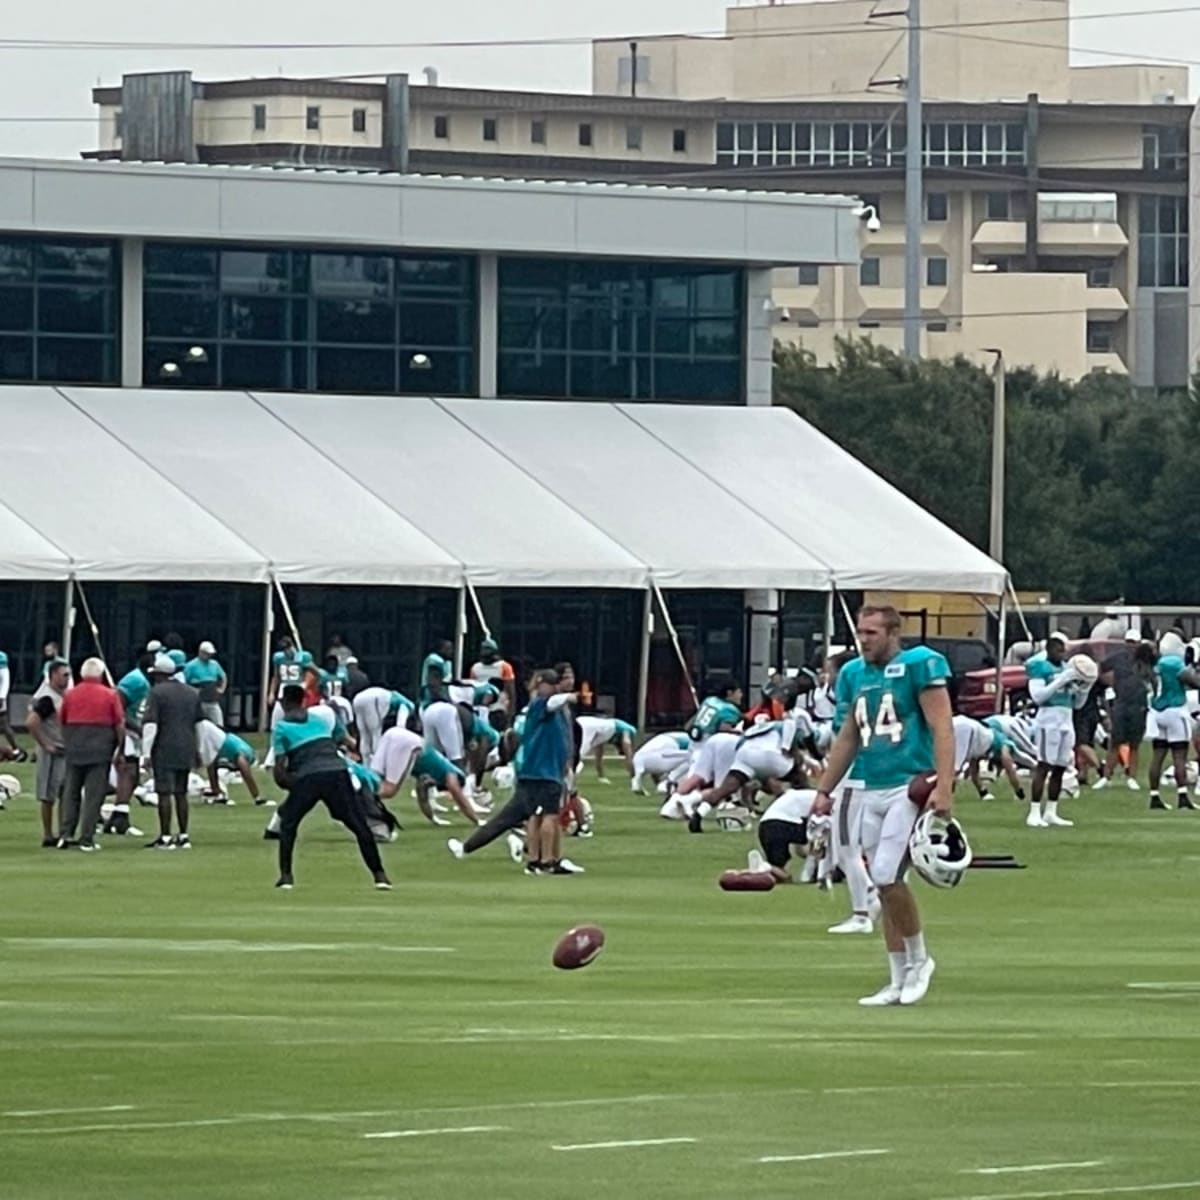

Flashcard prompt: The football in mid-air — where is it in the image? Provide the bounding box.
[552,924,606,970]
[908,772,937,808]
[718,869,776,892]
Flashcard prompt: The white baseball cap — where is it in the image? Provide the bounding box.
[1048,630,1070,646]
[146,639,163,653]
[152,653,177,676]
[1123,628,1141,643]
[199,640,216,655]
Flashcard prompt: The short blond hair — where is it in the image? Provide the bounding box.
[79,657,106,681]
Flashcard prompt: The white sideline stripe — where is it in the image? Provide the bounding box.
[2,937,454,954]
[1127,982,1200,990]
[969,1162,1105,1176]
[3,1105,135,1118]
[944,1181,1200,1200]
[759,1149,890,1164]
[363,1125,507,1140]
[552,1137,696,1152]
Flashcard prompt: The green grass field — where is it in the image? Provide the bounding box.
[1,751,1199,1200]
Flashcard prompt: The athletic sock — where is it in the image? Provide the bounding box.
[696,801,713,819]
[888,952,907,988]
[902,932,927,966]
[1044,799,1059,819]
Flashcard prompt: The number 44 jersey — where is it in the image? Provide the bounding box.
[837,646,951,790]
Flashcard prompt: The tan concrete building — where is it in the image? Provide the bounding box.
[88,0,1194,384]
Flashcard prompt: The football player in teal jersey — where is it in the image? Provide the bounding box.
[816,605,954,1007]
[1147,647,1200,811]
[1024,632,1088,828]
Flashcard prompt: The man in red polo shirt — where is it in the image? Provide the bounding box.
[58,658,124,852]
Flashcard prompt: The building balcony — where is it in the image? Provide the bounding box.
[1037,221,1128,257]
[1087,351,1128,374]
[972,220,1026,256]
[1085,287,1129,321]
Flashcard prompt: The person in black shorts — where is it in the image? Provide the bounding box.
[1072,678,1103,786]
[447,669,578,875]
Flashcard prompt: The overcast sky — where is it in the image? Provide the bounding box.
[1,0,1194,159]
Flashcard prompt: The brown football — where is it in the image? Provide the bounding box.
[718,869,776,892]
[908,773,937,808]
[552,924,606,970]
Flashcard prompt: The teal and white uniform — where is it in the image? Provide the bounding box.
[116,666,151,755]
[271,706,342,776]
[273,649,314,690]
[688,696,742,743]
[420,651,454,708]
[577,715,635,758]
[323,664,350,699]
[347,758,381,796]
[1151,654,1192,744]
[633,731,692,788]
[167,648,187,676]
[414,746,465,789]
[1025,651,1077,768]
[350,686,413,761]
[0,649,9,712]
[729,717,803,782]
[839,646,950,886]
[952,714,997,773]
[218,732,254,767]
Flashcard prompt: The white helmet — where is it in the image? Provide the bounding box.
[0,773,20,799]
[908,810,972,889]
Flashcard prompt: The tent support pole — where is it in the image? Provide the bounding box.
[259,582,274,733]
[636,587,653,732]
[651,581,699,711]
[61,576,75,665]
[995,589,1008,713]
[837,590,862,653]
[1007,580,1032,642]
[453,585,467,678]
[73,578,114,686]
[465,579,492,641]
[823,589,836,663]
[272,576,303,651]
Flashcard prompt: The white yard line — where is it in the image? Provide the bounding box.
[363,1126,507,1140]
[3,1105,135,1118]
[2,937,454,954]
[552,1137,697,1152]
[944,1182,1200,1200]
[968,1162,1105,1176]
[758,1149,890,1164]
[1127,982,1200,990]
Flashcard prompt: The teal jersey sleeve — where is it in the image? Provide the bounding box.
[1025,656,1054,683]
[388,691,415,716]
[471,715,500,747]
[833,661,859,732]
[0,650,8,669]
[219,733,254,763]
[612,719,637,741]
[1153,655,1188,710]
[414,747,464,788]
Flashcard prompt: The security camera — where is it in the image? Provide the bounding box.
[853,203,881,233]
[865,212,881,233]
[779,306,792,323]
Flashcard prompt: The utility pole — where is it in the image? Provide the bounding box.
[984,348,1006,562]
[903,0,922,358]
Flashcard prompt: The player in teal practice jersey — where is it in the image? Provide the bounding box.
[420,640,456,708]
[195,720,263,805]
[1147,649,1200,810]
[816,606,954,1008]
[269,636,314,705]
[687,683,744,743]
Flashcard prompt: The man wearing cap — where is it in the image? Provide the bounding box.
[469,638,516,730]
[57,658,125,852]
[344,656,369,701]
[27,659,71,846]
[1024,632,1084,828]
[142,654,204,850]
[1096,631,1152,792]
[184,641,227,728]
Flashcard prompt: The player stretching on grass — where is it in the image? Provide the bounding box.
[815,606,954,1007]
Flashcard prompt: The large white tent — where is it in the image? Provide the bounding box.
[6,386,1006,596]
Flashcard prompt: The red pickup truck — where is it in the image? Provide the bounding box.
[955,638,1129,717]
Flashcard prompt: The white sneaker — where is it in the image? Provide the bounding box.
[596,777,612,786]
[631,772,645,795]
[505,832,524,863]
[1043,811,1074,827]
[899,956,936,1006]
[746,849,769,874]
[431,815,452,827]
[557,857,586,874]
[867,892,882,922]
[431,797,449,814]
[446,838,465,860]
[1025,809,1047,828]
[1092,777,1109,791]
[858,984,902,1007]
[1126,778,1141,791]
[828,915,873,935]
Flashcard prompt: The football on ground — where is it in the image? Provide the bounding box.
[552,924,606,970]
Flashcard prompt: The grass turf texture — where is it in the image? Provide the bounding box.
[1,752,1199,1200]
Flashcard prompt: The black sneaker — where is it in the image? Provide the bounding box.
[1149,795,1168,810]
[687,810,703,834]
[173,834,192,850]
[523,861,546,876]
[146,836,176,850]
[56,838,76,850]
[78,841,100,853]
[275,874,294,890]
[373,872,393,891]
[13,748,29,763]
[262,827,280,841]
[41,837,57,848]
[1179,794,1198,811]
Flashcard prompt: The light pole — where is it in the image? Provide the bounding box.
[983,348,1005,563]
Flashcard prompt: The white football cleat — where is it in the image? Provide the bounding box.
[631,772,646,795]
[430,815,452,827]
[746,849,770,874]
[899,956,936,1006]
[446,838,465,860]
[1025,809,1047,828]
[1043,811,1074,827]
[828,915,873,935]
[1092,777,1109,790]
[1126,778,1141,791]
[557,857,586,874]
[858,984,902,1007]
[505,832,524,863]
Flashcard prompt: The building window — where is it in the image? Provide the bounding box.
[1138,194,1189,287]
[927,320,948,332]
[859,257,880,287]
[926,192,948,222]
[305,106,320,131]
[857,319,881,329]
[143,243,476,396]
[1086,263,1113,288]
[352,108,367,134]
[1143,124,1187,171]
[626,125,643,151]
[482,118,498,142]
[434,115,449,139]
[1039,192,1117,223]
[0,237,119,385]
[113,111,124,140]
[985,191,1010,220]
[858,193,882,221]
[531,119,546,145]
[926,257,948,286]
[617,55,651,86]
[1086,322,1115,352]
[497,258,744,404]
[252,104,267,132]
[797,264,820,285]
[672,128,687,153]
[578,123,593,147]
[714,119,1025,169]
